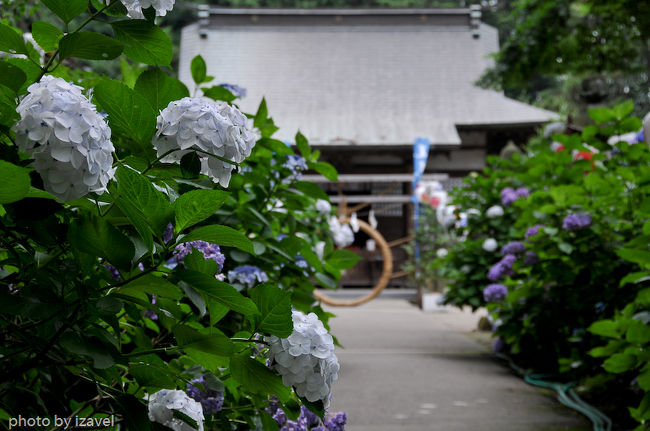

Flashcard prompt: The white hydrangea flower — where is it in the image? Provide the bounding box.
[486,205,504,218]
[148,389,204,431]
[13,76,115,201]
[436,248,448,258]
[314,241,326,261]
[482,238,498,252]
[154,97,257,187]
[436,204,456,227]
[265,310,339,408]
[105,0,175,19]
[328,217,354,248]
[315,199,331,215]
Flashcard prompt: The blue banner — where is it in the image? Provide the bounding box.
[411,137,430,260]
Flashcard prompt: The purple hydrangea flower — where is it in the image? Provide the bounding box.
[493,338,505,353]
[169,241,225,272]
[500,187,518,206]
[501,241,526,256]
[299,406,320,428]
[144,295,158,320]
[104,264,121,281]
[562,213,592,231]
[523,250,539,266]
[525,224,544,239]
[218,83,247,99]
[483,283,508,302]
[163,222,174,244]
[325,411,347,431]
[487,254,516,281]
[283,155,308,183]
[637,130,645,143]
[228,265,268,288]
[186,375,224,414]
[296,256,310,269]
[515,187,529,198]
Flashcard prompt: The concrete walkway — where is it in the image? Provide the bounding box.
[325,298,590,431]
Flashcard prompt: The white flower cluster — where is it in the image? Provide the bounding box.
[483,238,498,252]
[265,311,339,407]
[315,199,331,215]
[14,76,115,201]
[154,97,257,187]
[108,0,175,19]
[486,205,504,218]
[148,389,204,431]
[328,217,354,248]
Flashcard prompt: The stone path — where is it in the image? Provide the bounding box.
[325,297,590,431]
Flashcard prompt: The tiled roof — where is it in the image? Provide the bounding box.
[179,9,557,146]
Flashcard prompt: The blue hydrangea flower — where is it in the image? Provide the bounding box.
[487,254,516,281]
[515,187,529,198]
[218,83,247,99]
[186,375,224,414]
[501,241,526,256]
[325,411,347,431]
[524,224,544,239]
[163,222,174,244]
[483,283,508,302]
[169,241,225,272]
[562,213,592,231]
[500,186,528,206]
[523,250,539,266]
[283,155,308,183]
[296,256,310,269]
[104,264,121,281]
[228,265,268,288]
[144,295,158,320]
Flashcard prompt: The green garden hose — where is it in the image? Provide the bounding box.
[495,353,612,431]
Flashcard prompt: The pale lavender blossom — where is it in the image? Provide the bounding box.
[525,224,544,239]
[562,213,592,231]
[523,251,539,266]
[228,265,268,288]
[487,254,516,281]
[186,375,224,415]
[483,283,508,302]
[501,241,526,256]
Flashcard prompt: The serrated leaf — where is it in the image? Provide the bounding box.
[174,325,233,357]
[94,79,156,151]
[0,161,31,204]
[0,23,27,55]
[617,248,650,268]
[626,320,650,345]
[191,55,206,85]
[258,138,293,156]
[176,269,259,316]
[0,62,26,93]
[174,189,229,232]
[68,215,134,270]
[111,20,172,66]
[134,68,189,111]
[327,249,362,270]
[181,225,254,254]
[587,319,620,339]
[31,21,63,52]
[59,32,124,61]
[295,131,310,158]
[130,364,175,389]
[308,161,338,181]
[603,352,636,373]
[250,284,292,337]
[117,274,182,300]
[42,0,88,24]
[230,354,291,402]
[201,86,236,103]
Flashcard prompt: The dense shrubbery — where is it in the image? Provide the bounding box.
[0,2,357,430]
[434,101,650,428]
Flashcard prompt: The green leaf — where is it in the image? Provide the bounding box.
[638,370,650,391]
[258,138,293,156]
[587,319,620,339]
[68,215,135,270]
[308,161,338,181]
[174,325,233,357]
[603,353,636,373]
[94,79,156,151]
[294,181,329,201]
[181,225,254,254]
[557,242,573,254]
[0,161,31,204]
[59,32,124,61]
[230,354,291,402]
[176,269,259,316]
[111,20,172,66]
[588,106,615,125]
[295,131,310,158]
[59,331,115,369]
[249,284,292,337]
[117,274,182,300]
[315,272,337,289]
[626,320,650,345]
[0,23,27,55]
[617,248,650,268]
[327,249,362,270]
[130,364,175,389]
[134,68,189,111]
[613,100,635,120]
[42,0,88,24]
[174,189,229,232]
[31,21,63,52]
[113,166,172,245]
[621,271,650,287]
[180,151,201,179]
[202,86,236,103]
[191,55,207,85]
[0,62,26,93]
[254,98,268,128]
[299,244,323,272]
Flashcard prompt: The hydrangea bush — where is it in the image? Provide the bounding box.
[0,3,359,429]
[429,101,650,427]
